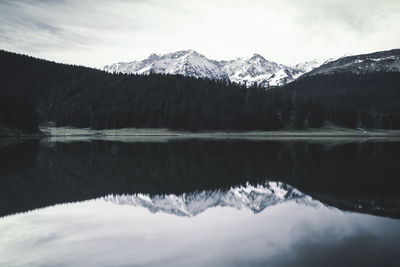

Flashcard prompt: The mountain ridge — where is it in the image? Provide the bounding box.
[104,49,400,87]
[104,50,323,87]
[302,49,400,77]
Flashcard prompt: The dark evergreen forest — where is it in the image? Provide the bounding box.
[0,92,39,132]
[1,50,399,130]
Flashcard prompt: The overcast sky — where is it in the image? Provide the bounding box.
[0,0,399,68]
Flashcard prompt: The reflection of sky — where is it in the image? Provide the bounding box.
[1,194,400,266]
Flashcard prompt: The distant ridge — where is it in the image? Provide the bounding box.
[302,49,400,77]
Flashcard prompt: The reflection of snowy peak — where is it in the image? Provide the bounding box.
[104,51,324,87]
[104,50,229,81]
[104,182,321,217]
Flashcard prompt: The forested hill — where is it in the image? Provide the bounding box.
[1,50,399,130]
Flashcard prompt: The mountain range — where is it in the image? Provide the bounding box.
[103,50,324,87]
[104,49,400,87]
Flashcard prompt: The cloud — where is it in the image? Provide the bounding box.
[0,0,399,67]
[289,0,398,32]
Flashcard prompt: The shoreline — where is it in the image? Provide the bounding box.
[2,126,400,141]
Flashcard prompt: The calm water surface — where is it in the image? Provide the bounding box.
[0,138,400,266]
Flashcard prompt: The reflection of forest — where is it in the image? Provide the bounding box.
[0,139,399,217]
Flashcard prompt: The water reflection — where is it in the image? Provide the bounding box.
[0,182,399,267]
[0,139,399,217]
[1,138,400,266]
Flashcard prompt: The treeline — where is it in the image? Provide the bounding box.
[1,50,400,130]
[268,72,400,129]
[55,75,282,130]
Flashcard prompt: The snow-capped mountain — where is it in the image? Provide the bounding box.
[216,54,304,87]
[104,49,399,87]
[103,181,322,217]
[104,50,324,87]
[302,49,400,77]
[104,50,229,81]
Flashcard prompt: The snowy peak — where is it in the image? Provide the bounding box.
[103,182,322,217]
[216,53,306,87]
[216,54,281,86]
[104,50,229,81]
[302,49,400,77]
[250,53,263,59]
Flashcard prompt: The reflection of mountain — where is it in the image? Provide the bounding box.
[1,139,399,218]
[104,182,322,217]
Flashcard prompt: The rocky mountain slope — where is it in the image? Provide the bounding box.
[302,49,400,77]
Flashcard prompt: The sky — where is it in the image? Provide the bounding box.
[0,0,399,68]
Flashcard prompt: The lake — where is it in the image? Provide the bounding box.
[1,137,400,266]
